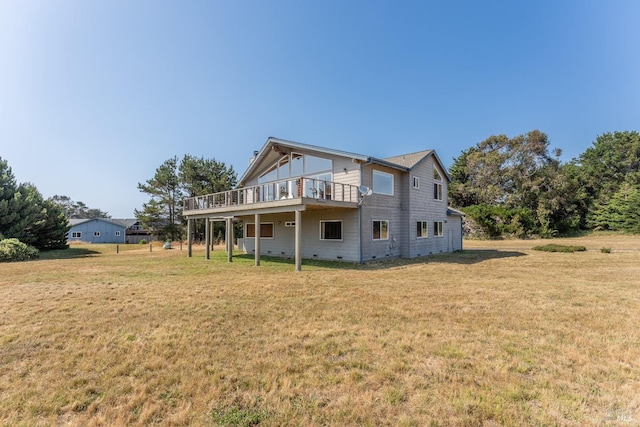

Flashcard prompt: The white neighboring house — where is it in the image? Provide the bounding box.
[182,137,463,270]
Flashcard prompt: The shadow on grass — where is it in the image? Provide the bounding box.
[231,249,527,270]
[38,247,102,260]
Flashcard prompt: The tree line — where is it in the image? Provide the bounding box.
[449,130,640,237]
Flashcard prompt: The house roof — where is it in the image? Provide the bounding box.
[239,137,451,185]
[68,218,137,228]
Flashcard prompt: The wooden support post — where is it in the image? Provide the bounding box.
[226,218,233,263]
[205,218,210,260]
[295,210,302,272]
[187,218,193,257]
[254,213,260,266]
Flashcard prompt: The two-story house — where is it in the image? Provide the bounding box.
[182,137,463,270]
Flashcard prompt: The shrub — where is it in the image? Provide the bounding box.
[139,239,147,245]
[532,244,586,253]
[601,247,612,253]
[0,238,40,262]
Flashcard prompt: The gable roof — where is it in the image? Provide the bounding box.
[238,136,451,185]
[68,218,133,228]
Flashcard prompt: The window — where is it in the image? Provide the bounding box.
[93,231,101,237]
[115,231,121,237]
[434,183,443,201]
[417,221,428,238]
[320,220,342,240]
[373,170,394,195]
[434,221,443,237]
[434,167,443,201]
[372,220,389,240]
[284,221,295,227]
[412,176,420,189]
[72,231,82,238]
[245,223,274,238]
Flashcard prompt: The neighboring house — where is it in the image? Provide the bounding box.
[67,218,152,244]
[182,137,463,270]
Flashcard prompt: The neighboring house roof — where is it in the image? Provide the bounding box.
[68,218,137,228]
[239,136,451,185]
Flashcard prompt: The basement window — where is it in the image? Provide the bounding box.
[320,220,342,240]
[372,220,389,240]
[245,223,274,239]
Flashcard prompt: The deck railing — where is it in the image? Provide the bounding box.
[183,177,360,212]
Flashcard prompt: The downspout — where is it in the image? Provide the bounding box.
[359,157,374,264]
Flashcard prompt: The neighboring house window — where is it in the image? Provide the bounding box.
[245,223,274,238]
[320,220,342,240]
[94,231,100,237]
[372,220,389,240]
[115,231,121,236]
[434,221,444,237]
[434,168,443,201]
[373,170,394,195]
[417,221,428,238]
[412,176,419,189]
[72,232,82,238]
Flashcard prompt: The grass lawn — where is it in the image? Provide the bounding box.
[1,236,639,426]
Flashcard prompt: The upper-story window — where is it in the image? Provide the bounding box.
[259,153,332,183]
[412,176,420,189]
[433,167,443,201]
[373,170,394,195]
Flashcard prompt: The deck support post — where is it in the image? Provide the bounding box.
[254,213,260,266]
[187,218,193,257]
[205,218,210,260]
[226,217,233,263]
[295,210,302,272]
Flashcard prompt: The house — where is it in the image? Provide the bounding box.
[182,137,463,270]
[67,218,152,244]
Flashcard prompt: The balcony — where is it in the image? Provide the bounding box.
[183,177,360,216]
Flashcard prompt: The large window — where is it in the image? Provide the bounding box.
[320,220,342,240]
[259,153,332,183]
[372,220,389,240]
[417,221,428,238]
[433,221,443,237]
[373,170,394,195]
[434,168,443,201]
[245,223,274,238]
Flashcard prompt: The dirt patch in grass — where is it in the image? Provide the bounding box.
[1,238,640,425]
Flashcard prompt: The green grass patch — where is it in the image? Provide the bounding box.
[532,244,587,253]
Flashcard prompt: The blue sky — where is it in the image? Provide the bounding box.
[1,1,639,217]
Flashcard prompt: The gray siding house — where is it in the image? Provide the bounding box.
[67,218,151,244]
[183,137,463,270]
[68,218,127,244]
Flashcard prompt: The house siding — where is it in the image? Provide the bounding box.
[67,219,126,244]
[239,209,360,262]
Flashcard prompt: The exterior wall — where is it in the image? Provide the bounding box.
[67,219,126,244]
[406,157,451,257]
[360,163,407,260]
[446,215,464,252]
[239,209,360,262]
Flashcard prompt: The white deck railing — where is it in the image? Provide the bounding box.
[183,177,360,212]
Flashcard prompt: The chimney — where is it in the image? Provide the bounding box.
[249,150,259,165]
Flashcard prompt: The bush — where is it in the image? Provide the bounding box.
[601,247,612,253]
[532,244,586,253]
[0,238,40,262]
[139,239,147,245]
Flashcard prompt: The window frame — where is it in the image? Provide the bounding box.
[372,170,394,196]
[433,221,444,237]
[93,231,101,237]
[416,220,428,238]
[434,182,443,201]
[245,222,275,239]
[319,220,343,241]
[71,231,82,238]
[412,176,420,189]
[115,231,121,237]
[372,219,389,241]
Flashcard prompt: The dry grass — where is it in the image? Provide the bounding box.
[1,236,639,426]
